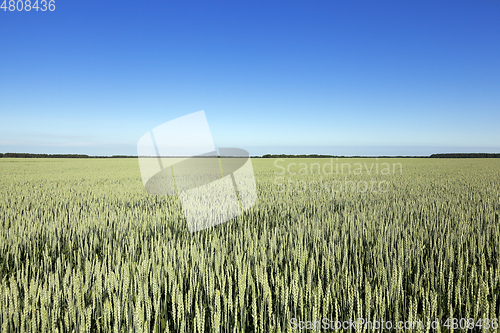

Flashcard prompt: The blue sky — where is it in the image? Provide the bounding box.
[1,0,499,156]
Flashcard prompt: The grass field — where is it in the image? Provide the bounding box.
[0,158,499,332]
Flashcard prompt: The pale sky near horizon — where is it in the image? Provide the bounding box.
[1,0,499,156]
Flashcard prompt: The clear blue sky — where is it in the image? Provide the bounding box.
[1,0,499,156]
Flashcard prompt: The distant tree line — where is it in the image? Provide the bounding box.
[429,153,500,158]
[262,154,425,158]
[262,154,336,158]
[1,152,499,158]
[0,153,137,158]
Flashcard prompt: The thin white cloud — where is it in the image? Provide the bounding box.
[0,140,97,147]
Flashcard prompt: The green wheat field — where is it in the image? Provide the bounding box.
[0,158,499,332]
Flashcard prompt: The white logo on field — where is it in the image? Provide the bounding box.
[137,110,257,232]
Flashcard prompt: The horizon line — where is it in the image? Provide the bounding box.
[1,152,500,159]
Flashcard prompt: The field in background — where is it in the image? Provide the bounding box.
[0,158,499,332]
